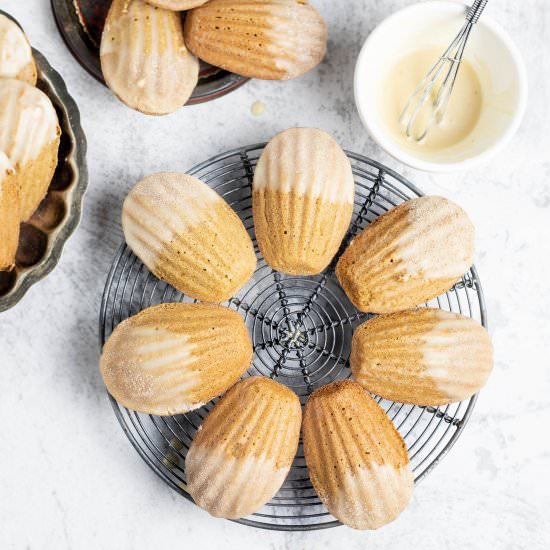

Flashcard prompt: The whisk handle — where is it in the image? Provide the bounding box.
[466,0,488,24]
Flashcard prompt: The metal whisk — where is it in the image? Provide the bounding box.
[399,0,488,142]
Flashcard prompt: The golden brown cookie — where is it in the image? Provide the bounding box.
[100,302,253,415]
[302,380,414,530]
[184,0,327,80]
[0,158,19,270]
[100,0,199,115]
[336,196,475,313]
[122,172,256,302]
[0,79,60,222]
[253,128,354,275]
[351,308,494,405]
[186,376,301,518]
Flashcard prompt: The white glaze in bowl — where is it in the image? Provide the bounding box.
[354,1,528,173]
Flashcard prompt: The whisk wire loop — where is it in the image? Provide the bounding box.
[399,0,488,142]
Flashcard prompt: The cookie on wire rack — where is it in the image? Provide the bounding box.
[100,302,253,416]
[186,377,302,519]
[303,380,414,530]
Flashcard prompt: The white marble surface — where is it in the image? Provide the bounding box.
[0,0,549,548]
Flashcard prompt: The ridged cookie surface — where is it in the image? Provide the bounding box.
[184,0,327,80]
[100,302,252,415]
[351,308,493,405]
[0,14,37,84]
[100,0,199,115]
[336,196,475,313]
[253,128,354,275]
[122,172,256,301]
[186,376,302,518]
[0,79,60,221]
[303,380,414,530]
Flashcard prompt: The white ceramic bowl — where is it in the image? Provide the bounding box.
[354,0,528,172]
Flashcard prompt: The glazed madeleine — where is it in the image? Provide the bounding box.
[184,0,327,80]
[100,0,199,115]
[351,308,493,405]
[122,172,256,301]
[0,14,37,84]
[0,156,19,269]
[0,79,60,221]
[186,377,301,518]
[145,0,208,8]
[100,302,253,415]
[336,196,475,313]
[253,128,354,275]
[303,380,414,530]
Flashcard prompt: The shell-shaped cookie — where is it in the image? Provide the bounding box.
[145,0,208,9]
[184,0,327,80]
[99,302,253,415]
[0,14,37,84]
[336,196,475,313]
[351,308,493,406]
[186,377,301,518]
[302,380,414,530]
[0,158,19,270]
[100,0,199,115]
[253,128,354,275]
[0,79,60,221]
[122,172,256,301]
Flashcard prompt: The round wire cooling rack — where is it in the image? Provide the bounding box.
[99,144,487,531]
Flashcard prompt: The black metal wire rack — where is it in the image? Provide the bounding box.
[99,144,486,531]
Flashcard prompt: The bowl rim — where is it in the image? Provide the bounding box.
[0,12,89,313]
[353,0,528,173]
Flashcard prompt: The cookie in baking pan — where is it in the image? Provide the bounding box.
[0,158,19,270]
[350,308,494,406]
[253,128,354,275]
[0,79,60,222]
[336,196,475,313]
[122,172,256,302]
[302,380,414,530]
[184,0,327,80]
[0,13,37,84]
[100,302,253,415]
[186,376,302,518]
[100,0,199,114]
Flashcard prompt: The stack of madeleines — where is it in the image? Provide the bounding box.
[0,14,61,271]
[100,0,327,115]
[100,126,493,529]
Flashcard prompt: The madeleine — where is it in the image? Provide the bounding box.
[0,79,60,222]
[351,308,493,405]
[253,128,354,275]
[186,377,301,518]
[100,302,253,415]
[101,0,199,114]
[184,0,327,80]
[122,172,256,302]
[303,380,414,530]
[336,196,475,313]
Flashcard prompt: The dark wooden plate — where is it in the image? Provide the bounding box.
[50,0,249,105]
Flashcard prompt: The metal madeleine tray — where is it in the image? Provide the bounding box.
[0,10,88,312]
[99,145,486,530]
[51,0,249,105]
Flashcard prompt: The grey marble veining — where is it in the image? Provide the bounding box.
[0,0,549,548]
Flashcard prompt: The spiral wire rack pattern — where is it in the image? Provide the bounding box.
[99,144,486,530]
